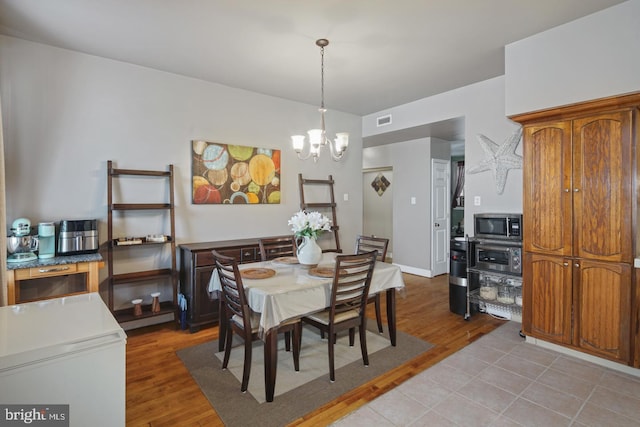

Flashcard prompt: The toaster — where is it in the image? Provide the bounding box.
[58,219,99,255]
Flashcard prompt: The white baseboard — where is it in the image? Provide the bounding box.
[526,336,640,378]
[394,263,431,278]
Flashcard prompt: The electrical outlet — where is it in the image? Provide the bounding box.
[343,193,349,201]
[474,196,481,206]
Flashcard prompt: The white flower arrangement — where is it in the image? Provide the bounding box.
[288,210,332,239]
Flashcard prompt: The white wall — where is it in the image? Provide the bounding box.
[364,139,428,273]
[363,77,523,275]
[0,36,363,308]
[505,0,640,116]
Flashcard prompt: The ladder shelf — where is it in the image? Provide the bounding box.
[107,160,178,326]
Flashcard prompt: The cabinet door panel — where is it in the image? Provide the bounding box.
[193,266,219,325]
[573,111,633,262]
[523,253,572,344]
[523,122,573,256]
[575,259,631,362]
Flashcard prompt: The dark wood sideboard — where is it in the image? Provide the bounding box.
[179,238,261,332]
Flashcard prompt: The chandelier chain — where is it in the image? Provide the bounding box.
[320,45,325,110]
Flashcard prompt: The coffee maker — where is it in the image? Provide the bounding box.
[7,218,38,263]
[38,222,56,259]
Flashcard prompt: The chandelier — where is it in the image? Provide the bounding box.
[292,39,348,162]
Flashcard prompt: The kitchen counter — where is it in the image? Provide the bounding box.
[6,252,103,270]
[5,253,104,305]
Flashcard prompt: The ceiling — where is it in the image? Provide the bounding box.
[0,0,622,115]
[0,1,625,119]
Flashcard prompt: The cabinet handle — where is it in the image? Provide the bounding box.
[563,262,569,267]
[574,263,580,268]
[38,266,71,273]
[564,188,570,193]
[574,188,580,192]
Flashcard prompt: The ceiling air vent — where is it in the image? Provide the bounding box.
[376,114,392,127]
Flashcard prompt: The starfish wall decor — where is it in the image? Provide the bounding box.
[467,127,523,195]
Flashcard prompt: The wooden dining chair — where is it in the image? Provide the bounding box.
[355,235,389,333]
[212,250,301,393]
[301,250,377,382]
[258,235,297,261]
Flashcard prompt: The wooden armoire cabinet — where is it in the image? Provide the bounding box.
[513,94,640,366]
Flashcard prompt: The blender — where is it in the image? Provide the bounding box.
[7,218,38,263]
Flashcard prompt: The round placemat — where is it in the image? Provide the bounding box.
[308,267,346,278]
[241,268,276,279]
[272,256,299,265]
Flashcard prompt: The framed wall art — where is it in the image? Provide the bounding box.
[191,140,281,204]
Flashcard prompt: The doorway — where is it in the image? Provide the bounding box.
[362,168,393,260]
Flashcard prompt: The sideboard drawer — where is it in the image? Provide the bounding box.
[240,247,258,262]
[194,251,215,267]
[195,246,258,266]
[215,248,242,260]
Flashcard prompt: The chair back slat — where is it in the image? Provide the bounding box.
[330,251,377,318]
[355,235,389,262]
[258,235,297,261]
[212,250,251,331]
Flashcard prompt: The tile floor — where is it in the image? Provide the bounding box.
[332,321,640,427]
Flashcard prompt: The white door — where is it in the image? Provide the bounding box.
[363,168,393,257]
[431,159,450,276]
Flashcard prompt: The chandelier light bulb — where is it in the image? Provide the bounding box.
[334,132,349,153]
[292,135,305,153]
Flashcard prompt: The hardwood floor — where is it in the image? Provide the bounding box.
[125,273,504,426]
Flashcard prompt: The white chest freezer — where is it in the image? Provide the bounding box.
[0,293,126,427]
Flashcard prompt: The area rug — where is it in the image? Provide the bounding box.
[177,325,433,427]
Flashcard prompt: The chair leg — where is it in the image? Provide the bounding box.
[292,323,301,372]
[359,323,369,367]
[327,328,336,382]
[348,328,355,346]
[374,294,383,333]
[240,334,252,392]
[222,326,233,369]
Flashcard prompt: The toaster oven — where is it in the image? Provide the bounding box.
[58,219,99,255]
[471,241,522,275]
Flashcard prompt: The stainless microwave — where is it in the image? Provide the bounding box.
[474,213,522,241]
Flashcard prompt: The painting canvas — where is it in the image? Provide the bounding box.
[192,140,281,204]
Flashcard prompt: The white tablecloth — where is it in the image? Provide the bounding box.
[208,253,405,335]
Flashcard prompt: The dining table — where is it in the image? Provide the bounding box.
[208,252,406,402]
